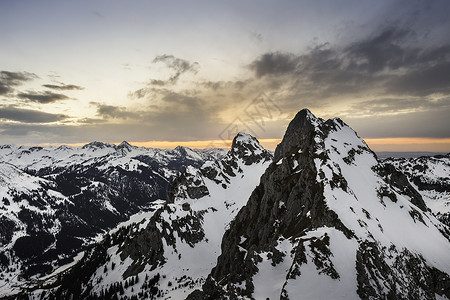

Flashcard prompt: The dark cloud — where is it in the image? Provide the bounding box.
[345,27,413,73]
[200,80,249,91]
[149,79,167,86]
[0,106,69,123]
[42,83,84,90]
[128,87,150,99]
[0,71,37,95]
[249,25,450,102]
[345,97,450,117]
[17,91,70,104]
[152,54,199,84]
[249,52,300,78]
[1,91,225,142]
[91,102,141,120]
[345,106,450,138]
[161,92,203,108]
[386,62,450,96]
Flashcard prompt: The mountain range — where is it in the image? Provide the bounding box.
[0,109,449,299]
[0,142,226,297]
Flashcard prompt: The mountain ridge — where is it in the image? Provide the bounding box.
[0,143,227,297]
[1,109,449,299]
[191,109,450,299]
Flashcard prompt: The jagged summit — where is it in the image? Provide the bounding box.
[231,132,261,150]
[173,145,192,156]
[193,109,450,299]
[81,141,113,149]
[274,108,324,160]
[230,132,272,165]
[167,132,272,203]
[117,140,133,149]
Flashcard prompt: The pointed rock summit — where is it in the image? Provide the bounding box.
[192,108,449,299]
[230,132,272,165]
[82,141,112,150]
[274,108,323,160]
[167,132,272,203]
[117,140,133,149]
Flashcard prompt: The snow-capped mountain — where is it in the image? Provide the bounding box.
[43,133,272,299]
[0,142,226,297]
[191,109,450,299]
[0,142,226,176]
[3,110,450,299]
[383,154,450,228]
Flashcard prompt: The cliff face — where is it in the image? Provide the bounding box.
[193,109,450,300]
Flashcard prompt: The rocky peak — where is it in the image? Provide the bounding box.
[167,133,272,204]
[193,108,448,299]
[116,140,134,151]
[230,132,272,165]
[82,141,112,150]
[173,145,188,156]
[274,108,324,161]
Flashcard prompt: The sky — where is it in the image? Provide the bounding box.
[1,0,449,152]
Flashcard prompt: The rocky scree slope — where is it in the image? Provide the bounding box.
[191,109,450,300]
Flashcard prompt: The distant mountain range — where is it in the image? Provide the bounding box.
[0,109,449,299]
[377,152,448,159]
[0,142,226,297]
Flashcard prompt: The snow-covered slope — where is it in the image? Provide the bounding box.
[0,142,226,297]
[0,142,226,176]
[383,154,450,227]
[193,109,450,299]
[4,110,450,299]
[41,133,272,299]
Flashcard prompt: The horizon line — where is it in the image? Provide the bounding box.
[4,137,450,152]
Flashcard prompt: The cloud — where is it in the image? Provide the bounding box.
[0,71,37,95]
[386,62,450,96]
[345,97,450,117]
[344,27,413,73]
[91,102,141,120]
[249,52,300,78]
[152,54,199,84]
[200,80,249,91]
[345,106,450,139]
[17,91,70,104]
[0,106,69,123]
[78,117,107,124]
[42,83,84,90]
[149,79,167,86]
[248,24,450,105]
[128,55,201,99]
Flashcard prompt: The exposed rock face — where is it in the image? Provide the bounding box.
[383,154,450,228]
[193,109,450,299]
[273,109,321,160]
[231,132,273,165]
[374,163,427,211]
